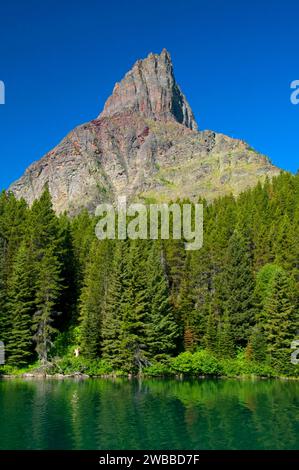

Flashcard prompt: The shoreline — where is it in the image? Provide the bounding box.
[1,372,299,381]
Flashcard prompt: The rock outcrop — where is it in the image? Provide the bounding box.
[100,48,197,130]
[9,50,280,214]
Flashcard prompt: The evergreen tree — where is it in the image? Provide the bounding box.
[0,193,28,281]
[102,241,130,368]
[70,209,97,288]
[6,242,35,366]
[273,215,298,278]
[29,187,60,253]
[80,240,112,359]
[32,248,62,365]
[217,315,235,358]
[119,240,149,372]
[204,307,218,352]
[254,263,284,321]
[263,270,298,372]
[164,238,186,305]
[0,235,9,345]
[220,230,255,346]
[177,255,198,351]
[145,241,178,360]
[56,215,78,329]
[247,324,267,363]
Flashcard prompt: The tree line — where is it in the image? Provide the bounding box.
[0,171,298,375]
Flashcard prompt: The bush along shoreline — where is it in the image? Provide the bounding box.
[1,349,298,380]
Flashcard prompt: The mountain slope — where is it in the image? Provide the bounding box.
[9,49,280,214]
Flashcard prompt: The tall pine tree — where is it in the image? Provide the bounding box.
[102,240,130,368]
[145,241,178,360]
[263,269,298,372]
[32,247,62,365]
[6,242,35,366]
[219,230,255,347]
[80,240,112,359]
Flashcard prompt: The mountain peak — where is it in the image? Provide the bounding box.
[9,50,280,215]
[99,49,198,130]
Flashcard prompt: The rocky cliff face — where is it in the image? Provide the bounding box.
[9,50,280,214]
[100,48,197,130]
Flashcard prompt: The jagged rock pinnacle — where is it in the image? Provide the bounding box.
[99,49,198,130]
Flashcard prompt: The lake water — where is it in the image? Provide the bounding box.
[0,378,298,450]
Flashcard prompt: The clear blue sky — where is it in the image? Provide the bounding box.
[0,0,298,190]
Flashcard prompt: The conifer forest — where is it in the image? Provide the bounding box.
[0,172,298,378]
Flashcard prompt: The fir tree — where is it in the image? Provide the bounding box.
[177,255,198,351]
[120,240,149,372]
[32,248,62,365]
[29,187,60,253]
[56,215,78,329]
[70,209,97,288]
[0,235,9,345]
[164,238,186,304]
[217,315,235,358]
[263,270,298,372]
[0,193,28,281]
[80,240,112,359]
[220,230,255,346]
[6,242,35,366]
[204,307,218,352]
[102,241,129,368]
[247,324,267,363]
[254,263,284,321]
[145,241,178,360]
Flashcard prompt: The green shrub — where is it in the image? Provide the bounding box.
[220,358,245,377]
[170,350,222,376]
[169,348,277,378]
[0,361,40,376]
[192,350,223,376]
[143,362,173,376]
[171,352,194,374]
[220,354,276,378]
[248,362,276,377]
[54,357,113,376]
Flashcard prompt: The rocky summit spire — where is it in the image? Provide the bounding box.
[99,48,198,130]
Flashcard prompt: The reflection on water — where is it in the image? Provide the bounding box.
[0,378,298,450]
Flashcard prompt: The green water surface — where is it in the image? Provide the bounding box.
[0,378,298,450]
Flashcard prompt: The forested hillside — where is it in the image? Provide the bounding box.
[0,172,298,377]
